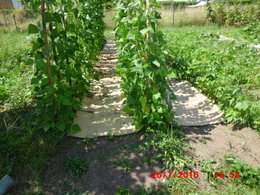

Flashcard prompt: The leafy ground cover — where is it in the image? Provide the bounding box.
[164,26,260,131]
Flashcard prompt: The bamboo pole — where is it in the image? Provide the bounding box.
[41,0,53,87]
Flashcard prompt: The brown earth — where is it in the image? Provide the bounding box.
[183,123,260,168]
[37,123,260,194]
[40,132,165,195]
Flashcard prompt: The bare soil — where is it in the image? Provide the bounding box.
[40,132,164,195]
[183,123,260,167]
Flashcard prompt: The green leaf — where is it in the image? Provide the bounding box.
[35,59,45,69]
[62,97,72,106]
[70,112,77,118]
[168,71,177,78]
[135,120,143,131]
[235,101,250,111]
[31,77,40,85]
[153,93,161,100]
[26,58,34,65]
[140,27,154,35]
[70,124,81,134]
[126,32,135,40]
[56,122,66,131]
[170,93,176,100]
[28,24,39,34]
[152,60,160,67]
[44,123,51,132]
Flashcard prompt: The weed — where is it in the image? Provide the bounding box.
[115,187,132,195]
[111,158,133,171]
[97,152,109,161]
[113,149,121,155]
[228,141,234,150]
[81,137,93,145]
[63,156,88,176]
[144,127,190,170]
[242,142,251,152]
[223,154,260,188]
[200,137,207,144]
[121,144,142,153]
[106,130,115,141]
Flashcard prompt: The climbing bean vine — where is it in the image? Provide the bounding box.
[115,0,175,131]
[27,0,105,133]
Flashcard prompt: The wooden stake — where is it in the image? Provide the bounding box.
[41,0,53,87]
[3,11,7,26]
[146,0,151,42]
[13,14,19,30]
[172,3,174,26]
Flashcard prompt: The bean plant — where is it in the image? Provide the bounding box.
[26,0,105,133]
[115,0,175,131]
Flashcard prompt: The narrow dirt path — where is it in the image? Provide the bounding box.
[72,40,135,138]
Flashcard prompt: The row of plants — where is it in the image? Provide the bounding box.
[164,27,260,131]
[26,0,105,134]
[115,0,175,131]
[207,1,260,42]
[114,3,191,188]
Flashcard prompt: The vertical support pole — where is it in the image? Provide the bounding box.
[146,0,151,42]
[145,0,152,89]
[3,11,7,26]
[41,0,53,87]
[13,14,18,30]
[172,3,174,26]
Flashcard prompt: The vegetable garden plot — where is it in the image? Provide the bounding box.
[72,40,225,138]
[165,27,260,130]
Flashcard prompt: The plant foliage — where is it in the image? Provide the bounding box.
[165,28,260,131]
[115,0,175,131]
[26,0,105,134]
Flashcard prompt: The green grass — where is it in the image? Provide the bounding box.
[163,26,260,130]
[162,25,253,42]
[0,30,33,108]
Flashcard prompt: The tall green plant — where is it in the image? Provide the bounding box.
[27,0,105,133]
[115,0,175,131]
[206,0,216,23]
